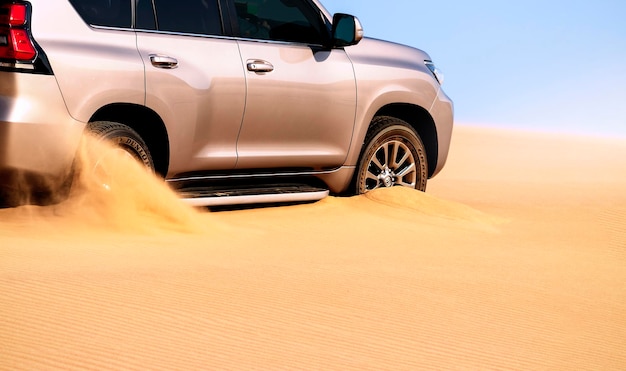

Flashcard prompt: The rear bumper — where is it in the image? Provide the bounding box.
[0,71,84,178]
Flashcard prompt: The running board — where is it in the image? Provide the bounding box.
[177,185,329,207]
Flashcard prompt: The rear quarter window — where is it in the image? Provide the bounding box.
[69,0,132,28]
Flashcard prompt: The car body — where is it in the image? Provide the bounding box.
[0,0,453,206]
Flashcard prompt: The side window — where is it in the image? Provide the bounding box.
[69,0,132,28]
[234,0,329,44]
[136,0,156,30]
[153,0,223,35]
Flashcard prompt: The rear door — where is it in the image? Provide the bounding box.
[135,0,246,176]
[229,0,357,170]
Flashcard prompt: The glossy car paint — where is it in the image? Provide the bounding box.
[136,32,246,174]
[344,38,454,176]
[0,0,453,197]
[32,3,144,122]
[0,71,83,175]
[235,40,357,170]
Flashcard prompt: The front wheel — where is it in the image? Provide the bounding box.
[355,116,428,194]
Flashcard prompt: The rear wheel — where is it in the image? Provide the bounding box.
[87,121,154,170]
[355,116,428,194]
[84,121,154,191]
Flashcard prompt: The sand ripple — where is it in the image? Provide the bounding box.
[1,127,626,369]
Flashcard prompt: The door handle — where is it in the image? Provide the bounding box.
[247,59,274,73]
[149,54,178,69]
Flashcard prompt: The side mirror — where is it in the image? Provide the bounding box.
[331,13,364,47]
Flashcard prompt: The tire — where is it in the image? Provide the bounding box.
[355,116,428,194]
[87,121,154,170]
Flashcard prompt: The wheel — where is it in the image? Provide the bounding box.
[85,121,154,191]
[87,121,154,170]
[355,116,428,194]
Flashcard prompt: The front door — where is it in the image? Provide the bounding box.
[232,0,357,170]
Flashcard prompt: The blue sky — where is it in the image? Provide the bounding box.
[322,0,626,137]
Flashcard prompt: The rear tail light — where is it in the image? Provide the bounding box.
[0,2,36,62]
[0,3,27,26]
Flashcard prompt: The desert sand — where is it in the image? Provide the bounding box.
[1,126,625,369]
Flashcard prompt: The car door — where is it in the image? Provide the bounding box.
[230,0,357,170]
[135,0,246,177]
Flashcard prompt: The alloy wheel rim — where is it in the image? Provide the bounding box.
[364,140,416,191]
[92,147,136,191]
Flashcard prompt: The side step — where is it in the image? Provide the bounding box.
[177,184,329,207]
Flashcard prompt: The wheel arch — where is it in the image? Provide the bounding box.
[88,103,170,177]
[375,103,438,177]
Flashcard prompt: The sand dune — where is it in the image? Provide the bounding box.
[1,126,625,369]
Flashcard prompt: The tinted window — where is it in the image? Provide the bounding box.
[234,0,329,44]
[69,0,132,28]
[154,0,223,35]
[136,0,156,30]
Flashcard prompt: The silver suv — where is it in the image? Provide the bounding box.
[0,0,453,206]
